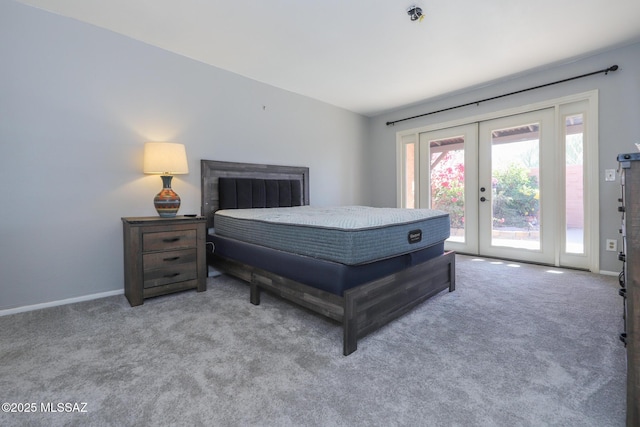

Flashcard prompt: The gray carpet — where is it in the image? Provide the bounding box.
[0,255,627,426]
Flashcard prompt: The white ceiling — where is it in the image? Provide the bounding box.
[15,0,640,116]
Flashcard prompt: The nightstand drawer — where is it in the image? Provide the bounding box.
[143,248,197,270]
[143,263,198,288]
[143,229,196,252]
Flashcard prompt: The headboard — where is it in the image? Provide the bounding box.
[201,160,310,228]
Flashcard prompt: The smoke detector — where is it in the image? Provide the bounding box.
[407,5,424,22]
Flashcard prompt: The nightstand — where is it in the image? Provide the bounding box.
[122,216,207,306]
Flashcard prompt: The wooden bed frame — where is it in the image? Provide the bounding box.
[201,159,456,355]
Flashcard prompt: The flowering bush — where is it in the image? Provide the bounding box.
[430,152,465,228]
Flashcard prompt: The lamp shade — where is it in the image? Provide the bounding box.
[143,142,189,175]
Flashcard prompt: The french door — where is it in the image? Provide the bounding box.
[418,124,479,254]
[477,109,556,264]
[417,108,581,266]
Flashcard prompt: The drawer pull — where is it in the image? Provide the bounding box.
[163,256,180,262]
[164,273,180,278]
[163,237,181,243]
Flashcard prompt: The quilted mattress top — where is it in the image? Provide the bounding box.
[213,205,450,265]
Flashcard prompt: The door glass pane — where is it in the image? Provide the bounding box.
[430,136,465,243]
[565,114,584,254]
[490,123,540,250]
[405,142,415,208]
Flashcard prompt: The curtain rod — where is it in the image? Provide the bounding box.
[386,64,619,126]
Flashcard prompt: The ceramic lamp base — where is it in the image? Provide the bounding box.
[154,175,181,217]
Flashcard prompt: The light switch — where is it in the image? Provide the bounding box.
[605,169,616,182]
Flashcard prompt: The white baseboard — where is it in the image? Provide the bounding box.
[0,289,124,317]
[208,265,222,277]
[599,270,621,277]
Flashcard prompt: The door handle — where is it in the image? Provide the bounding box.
[480,187,486,192]
[480,196,487,202]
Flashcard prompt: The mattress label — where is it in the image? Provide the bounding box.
[408,229,422,244]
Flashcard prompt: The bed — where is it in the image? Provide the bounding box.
[201,159,456,355]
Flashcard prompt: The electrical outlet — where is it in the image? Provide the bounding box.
[606,239,617,252]
[605,169,616,182]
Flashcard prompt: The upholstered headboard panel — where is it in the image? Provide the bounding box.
[219,177,303,209]
[201,160,310,228]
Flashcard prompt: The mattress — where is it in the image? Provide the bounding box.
[213,205,450,265]
[209,233,445,296]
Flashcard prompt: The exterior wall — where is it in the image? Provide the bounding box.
[566,165,584,228]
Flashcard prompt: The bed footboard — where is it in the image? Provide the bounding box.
[343,250,455,355]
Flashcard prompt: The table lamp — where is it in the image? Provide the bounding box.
[143,142,189,217]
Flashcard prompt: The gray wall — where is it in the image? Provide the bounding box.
[0,1,369,310]
[368,42,640,273]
